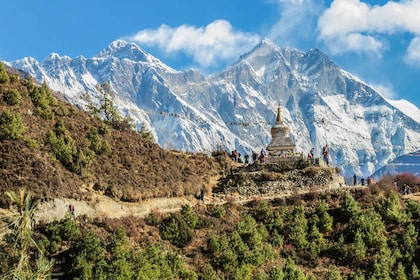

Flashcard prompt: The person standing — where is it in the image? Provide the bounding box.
[353,174,357,186]
[69,204,75,217]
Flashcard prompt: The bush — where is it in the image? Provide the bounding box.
[45,214,80,243]
[25,138,38,148]
[132,242,196,279]
[47,124,96,174]
[181,204,201,229]
[87,129,111,155]
[30,82,56,119]
[146,209,162,226]
[0,62,10,84]
[67,230,106,278]
[377,191,408,224]
[0,111,24,140]
[160,213,193,248]
[3,89,22,105]
[253,200,274,224]
[210,204,226,218]
[47,131,76,169]
[315,201,333,233]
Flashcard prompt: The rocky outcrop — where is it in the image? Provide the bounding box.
[214,164,345,197]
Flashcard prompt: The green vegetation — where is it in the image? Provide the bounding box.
[0,62,10,84]
[46,120,98,174]
[83,82,154,141]
[0,110,24,140]
[137,123,154,143]
[83,82,135,131]
[1,189,53,279]
[3,89,22,106]
[2,185,419,279]
[30,82,57,119]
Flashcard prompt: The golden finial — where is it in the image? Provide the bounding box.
[276,102,282,122]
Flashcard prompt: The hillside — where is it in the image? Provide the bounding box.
[3,62,420,280]
[0,63,237,208]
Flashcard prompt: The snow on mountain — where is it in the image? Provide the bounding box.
[7,39,420,180]
[370,151,420,179]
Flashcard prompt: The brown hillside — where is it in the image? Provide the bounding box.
[0,64,236,207]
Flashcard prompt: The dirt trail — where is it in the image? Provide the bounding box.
[30,184,368,224]
[2,185,417,226]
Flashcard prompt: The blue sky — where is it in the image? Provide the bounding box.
[1,0,420,108]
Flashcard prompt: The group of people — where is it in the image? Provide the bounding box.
[307,146,330,165]
[230,150,242,163]
[307,147,315,159]
[353,174,375,186]
[230,148,267,165]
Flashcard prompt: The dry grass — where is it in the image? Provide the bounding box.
[0,67,236,207]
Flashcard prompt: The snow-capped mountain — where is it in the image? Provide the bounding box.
[370,151,420,180]
[8,39,420,180]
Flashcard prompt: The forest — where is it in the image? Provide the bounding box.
[2,177,420,280]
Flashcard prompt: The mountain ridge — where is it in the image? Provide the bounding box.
[7,38,420,180]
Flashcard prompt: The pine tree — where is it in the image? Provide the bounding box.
[95,82,120,124]
[316,201,333,233]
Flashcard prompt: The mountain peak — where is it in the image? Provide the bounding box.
[96,39,177,73]
[97,39,151,62]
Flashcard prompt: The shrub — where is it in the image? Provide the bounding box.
[67,230,106,279]
[210,204,226,218]
[315,201,333,233]
[160,213,193,248]
[146,209,162,226]
[340,194,362,222]
[47,131,76,169]
[0,111,24,140]
[138,123,154,142]
[45,214,80,243]
[3,88,22,105]
[30,82,56,119]
[287,206,308,251]
[181,204,201,229]
[283,257,307,279]
[25,138,38,148]
[377,191,408,224]
[347,229,366,262]
[47,123,96,174]
[0,62,10,84]
[54,119,66,136]
[106,227,133,279]
[87,129,111,155]
[132,242,196,279]
[399,223,418,263]
[253,200,274,224]
[406,200,420,219]
[98,123,109,135]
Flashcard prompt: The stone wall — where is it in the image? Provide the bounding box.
[214,163,345,197]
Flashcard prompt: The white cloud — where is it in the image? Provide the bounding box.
[318,0,420,57]
[268,0,322,46]
[129,20,260,69]
[370,82,396,100]
[405,37,420,67]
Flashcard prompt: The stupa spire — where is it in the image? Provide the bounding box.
[276,106,282,122]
